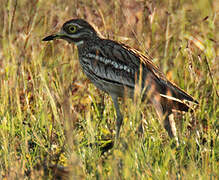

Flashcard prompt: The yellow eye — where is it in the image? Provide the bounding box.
[68,25,77,33]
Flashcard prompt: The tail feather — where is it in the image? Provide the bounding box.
[160,94,192,112]
[166,81,198,104]
[159,80,198,112]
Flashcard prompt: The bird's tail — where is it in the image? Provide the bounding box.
[160,81,198,112]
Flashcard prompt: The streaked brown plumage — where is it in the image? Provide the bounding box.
[43,19,198,141]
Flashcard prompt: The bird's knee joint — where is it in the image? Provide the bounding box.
[116,115,123,126]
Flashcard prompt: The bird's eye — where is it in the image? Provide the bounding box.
[68,25,77,33]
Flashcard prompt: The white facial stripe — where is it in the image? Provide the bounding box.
[72,23,83,29]
[75,40,84,46]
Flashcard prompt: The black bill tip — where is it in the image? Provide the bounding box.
[42,34,58,41]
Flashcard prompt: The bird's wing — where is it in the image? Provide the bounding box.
[120,43,198,104]
[81,43,136,88]
[83,39,198,106]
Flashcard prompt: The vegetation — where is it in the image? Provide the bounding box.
[0,0,218,179]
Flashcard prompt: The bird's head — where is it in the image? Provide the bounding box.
[42,19,97,46]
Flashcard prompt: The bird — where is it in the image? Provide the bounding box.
[42,18,198,142]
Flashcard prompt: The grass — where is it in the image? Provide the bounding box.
[0,0,218,179]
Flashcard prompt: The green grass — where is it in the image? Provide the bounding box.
[0,0,218,179]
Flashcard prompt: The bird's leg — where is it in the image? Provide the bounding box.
[136,113,144,136]
[111,95,123,139]
[163,112,175,137]
[162,112,179,146]
[167,113,179,146]
[151,94,179,145]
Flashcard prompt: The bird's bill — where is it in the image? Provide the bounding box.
[42,32,64,41]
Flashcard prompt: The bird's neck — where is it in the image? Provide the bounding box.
[76,36,100,51]
[75,40,84,46]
